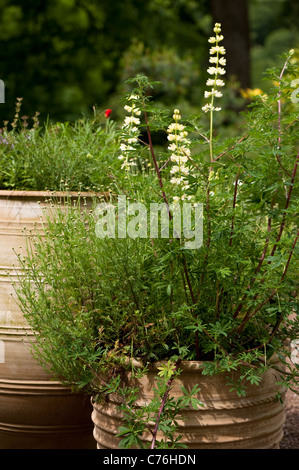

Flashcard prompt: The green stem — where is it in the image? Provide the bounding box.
[209,107,214,163]
[150,359,182,449]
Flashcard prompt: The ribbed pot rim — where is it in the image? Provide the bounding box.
[130,359,207,372]
[0,190,106,198]
[0,325,34,336]
[123,355,280,371]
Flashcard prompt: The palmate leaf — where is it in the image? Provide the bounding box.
[117,426,131,436]
[179,384,204,409]
[157,360,177,379]
[218,267,232,278]
[117,422,147,449]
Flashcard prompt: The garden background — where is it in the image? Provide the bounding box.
[0,0,298,125]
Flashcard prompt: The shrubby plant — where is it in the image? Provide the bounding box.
[16,24,298,449]
[0,101,119,191]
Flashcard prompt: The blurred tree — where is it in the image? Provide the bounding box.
[0,0,210,123]
[249,0,299,89]
[0,0,121,123]
[0,0,297,124]
[211,0,251,88]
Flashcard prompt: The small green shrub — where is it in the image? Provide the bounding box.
[0,103,119,191]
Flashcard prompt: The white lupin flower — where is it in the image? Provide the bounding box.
[207,67,226,76]
[128,94,139,101]
[170,154,188,164]
[123,116,140,127]
[170,176,185,185]
[204,89,223,98]
[124,104,142,116]
[206,78,225,87]
[202,23,226,114]
[208,56,226,65]
[202,104,221,113]
[209,46,226,55]
[168,123,186,132]
[170,165,180,174]
[175,134,189,143]
[180,166,189,176]
[127,137,138,144]
[168,143,177,151]
[181,147,191,157]
[214,23,221,33]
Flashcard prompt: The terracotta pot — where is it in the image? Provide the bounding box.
[91,360,286,449]
[0,191,96,449]
[0,326,95,449]
[0,191,92,325]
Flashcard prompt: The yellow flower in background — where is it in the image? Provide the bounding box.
[240,88,266,100]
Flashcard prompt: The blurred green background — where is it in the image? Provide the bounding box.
[0,0,298,124]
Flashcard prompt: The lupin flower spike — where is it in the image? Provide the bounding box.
[202,23,226,114]
[119,94,141,171]
[167,109,192,202]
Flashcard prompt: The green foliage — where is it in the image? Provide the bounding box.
[0,103,120,190]
[115,41,203,119]
[15,52,299,449]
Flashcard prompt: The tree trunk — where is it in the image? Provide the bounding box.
[211,0,251,89]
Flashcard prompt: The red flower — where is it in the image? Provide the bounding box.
[105,109,112,118]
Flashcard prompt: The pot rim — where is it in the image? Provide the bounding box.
[128,355,280,371]
[0,190,108,198]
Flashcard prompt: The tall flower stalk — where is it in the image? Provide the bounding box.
[202,23,226,162]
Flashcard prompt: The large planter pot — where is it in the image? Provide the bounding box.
[0,191,96,449]
[0,326,95,449]
[91,360,286,449]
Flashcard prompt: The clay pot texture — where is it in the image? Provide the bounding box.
[0,191,96,449]
[91,360,286,449]
[0,326,95,449]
